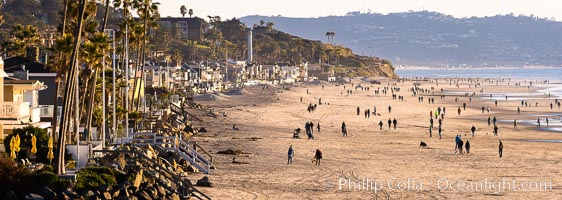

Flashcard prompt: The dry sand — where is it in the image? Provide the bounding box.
[191,79,562,199]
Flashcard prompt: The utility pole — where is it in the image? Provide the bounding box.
[125,25,129,139]
[111,29,116,144]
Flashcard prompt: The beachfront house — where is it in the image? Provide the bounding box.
[0,57,51,142]
[4,56,58,123]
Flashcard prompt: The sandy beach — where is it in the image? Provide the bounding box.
[190,78,562,199]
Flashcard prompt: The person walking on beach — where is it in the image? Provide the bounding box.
[393,118,398,130]
[465,140,471,154]
[317,123,321,133]
[493,125,499,136]
[517,107,520,115]
[388,118,392,130]
[493,116,497,126]
[458,107,461,116]
[287,145,294,164]
[430,118,434,128]
[546,118,549,127]
[463,102,467,110]
[471,125,476,138]
[341,122,347,137]
[514,119,517,128]
[498,140,503,158]
[438,126,442,140]
[488,117,491,127]
[537,117,541,127]
[388,105,392,113]
[378,120,384,130]
[314,149,323,166]
[357,107,360,116]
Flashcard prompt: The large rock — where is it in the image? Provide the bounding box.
[86,190,95,198]
[196,176,213,187]
[35,186,56,200]
[61,189,79,199]
[156,186,167,197]
[132,169,144,188]
[186,165,199,173]
[25,193,45,200]
[170,193,180,200]
[134,190,153,200]
[2,190,18,200]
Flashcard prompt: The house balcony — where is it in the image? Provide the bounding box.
[0,102,31,121]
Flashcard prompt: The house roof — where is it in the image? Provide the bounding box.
[4,56,53,73]
[4,78,47,90]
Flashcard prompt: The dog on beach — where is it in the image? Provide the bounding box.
[419,141,428,148]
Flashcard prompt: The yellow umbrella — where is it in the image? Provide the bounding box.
[47,147,54,161]
[14,134,21,153]
[9,137,16,159]
[31,135,37,154]
[48,137,53,148]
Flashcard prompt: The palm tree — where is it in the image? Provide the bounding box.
[180,5,187,17]
[330,32,336,44]
[132,0,160,111]
[3,24,41,57]
[57,0,88,175]
[259,20,265,27]
[325,32,330,44]
[188,9,193,18]
[83,32,110,141]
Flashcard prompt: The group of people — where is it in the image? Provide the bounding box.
[454,135,470,155]
[287,145,323,166]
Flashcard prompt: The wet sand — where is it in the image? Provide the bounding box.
[192,78,562,199]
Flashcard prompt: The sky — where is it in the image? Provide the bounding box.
[155,0,562,21]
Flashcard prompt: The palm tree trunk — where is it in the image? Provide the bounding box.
[57,0,87,175]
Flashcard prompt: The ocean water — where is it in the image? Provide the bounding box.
[396,68,562,98]
[397,68,562,135]
[395,68,562,81]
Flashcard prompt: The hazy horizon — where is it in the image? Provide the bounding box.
[155,0,562,21]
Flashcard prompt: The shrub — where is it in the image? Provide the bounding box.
[75,166,117,191]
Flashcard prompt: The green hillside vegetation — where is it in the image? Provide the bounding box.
[160,17,396,77]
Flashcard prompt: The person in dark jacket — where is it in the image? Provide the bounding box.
[498,140,503,158]
[471,125,476,138]
[465,140,471,154]
[314,149,323,166]
[378,120,384,130]
[287,145,294,164]
[392,118,398,130]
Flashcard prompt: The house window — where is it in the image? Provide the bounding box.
[177,21,189,39]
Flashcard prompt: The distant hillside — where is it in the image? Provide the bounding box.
[241,11,562,67]
[179,18,398,78]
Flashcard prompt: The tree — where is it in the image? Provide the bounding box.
[82,32,111,141]
[57,0,88,175]
[259,20,265,27]
[188,9,193,18]
[266,22,274,32]
[325,32,330,44]
[3,24,41,57]
[180,5,187,17]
